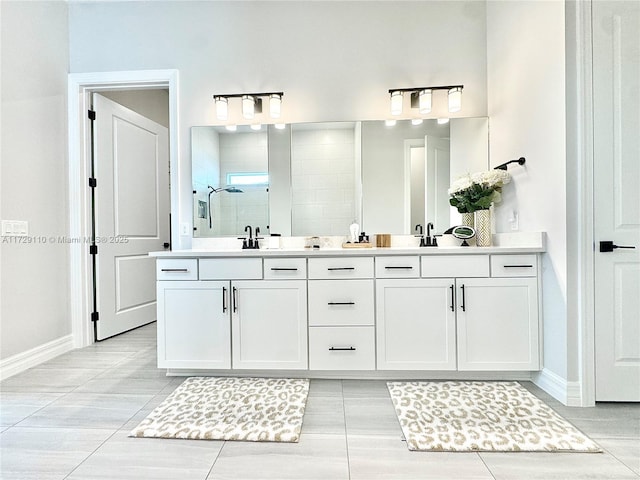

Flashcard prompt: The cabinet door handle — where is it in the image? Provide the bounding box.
[460,284,466,312]
[327,301,355,305]
[329,346,356,351]
[384,266,413,269]
[160,268,188,272]
[449,284,455,312]
[222,286,227,313]
[270,267,298,271]
[327,267,355,271]
[232,287,238,313]
[503,264,533,268]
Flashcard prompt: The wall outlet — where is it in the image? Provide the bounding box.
[1,220,29,236]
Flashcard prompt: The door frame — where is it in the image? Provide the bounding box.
[68,70,179,348]
[572,1,596,406]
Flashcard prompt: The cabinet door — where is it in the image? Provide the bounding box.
[376,278,456,370]
[456,277,539,370]
[157,281,231,369]
[231,280,308,369]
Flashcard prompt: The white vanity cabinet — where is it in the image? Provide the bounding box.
[307,257,375,370]
[199,257,308,370]
[231,279,308,369]
[156,259,231,369]
[456,254,540,370]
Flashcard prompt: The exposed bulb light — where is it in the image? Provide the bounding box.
[390,91,403,116]
[225,124,237,131]
[269,94,282,118]
[274,123,286,130]
[448,87,462,113]
[437,118,450,125]
[411,118,423,125]
[385,119,397,127]
[242,95,255,119]
[418,89,432,114]
[250,123,262,131]
[215,96,228,121]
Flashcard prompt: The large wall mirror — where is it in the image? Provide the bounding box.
[192,117,488,237]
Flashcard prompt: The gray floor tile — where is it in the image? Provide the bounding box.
[301,395,345,435]
[0,426,113,479]
[480,451,640,479]
[36,350,137,369]
[0,392,63,426]
[0,367,104,393]
[598,438,640,475]
[342,379,391,398]
[72,375,174,395]
[16,392,153,429]
[344,396,402,436]
[206,433,349,480]
[308,379,343,397]
[347,434,494,480]
[66,428,223,480]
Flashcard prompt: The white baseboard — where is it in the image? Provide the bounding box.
[532,368,584,406]
[0,335,74,381]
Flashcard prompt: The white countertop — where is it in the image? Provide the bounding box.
[151,232,546,258]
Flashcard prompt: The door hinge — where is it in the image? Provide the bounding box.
[89,245,98,255]
[91,311,99,322]
[88,109,96,121]
[88,177,97,188]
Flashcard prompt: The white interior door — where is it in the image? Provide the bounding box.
[93,93,170,340]
[425,135,450,233]
[593,1,640,401]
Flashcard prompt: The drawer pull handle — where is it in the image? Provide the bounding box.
[384,266,413,269]
[161,268,189,272]
[327,267,355,271]
[329,346,356,351]
[270,267,298,271]
[503,264,533,268]
[327,301,355,306]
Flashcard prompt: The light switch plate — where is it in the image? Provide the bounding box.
[1,220,29,236]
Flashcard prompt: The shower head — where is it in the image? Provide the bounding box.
[208,185,244,194]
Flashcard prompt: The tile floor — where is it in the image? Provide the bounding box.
[1,323,638,480]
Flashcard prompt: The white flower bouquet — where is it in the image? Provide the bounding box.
[448,170,511,213]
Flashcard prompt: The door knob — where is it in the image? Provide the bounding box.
[163,242,170,249]
[599,241,636,252]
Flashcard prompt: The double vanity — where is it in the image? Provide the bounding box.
[152,233,544,379]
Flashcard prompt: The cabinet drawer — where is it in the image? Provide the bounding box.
[157,259,198,280]
[309,326,375,370]
[308,280,374,326]
[308,257,374,279]
[421,255,489,278]
[375,256,420,278]
[491,255,538,277]
[264,258,307,279]
[199,258,263,280]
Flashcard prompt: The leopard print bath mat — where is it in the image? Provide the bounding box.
[130,377,309,442]
[387,381,601,452]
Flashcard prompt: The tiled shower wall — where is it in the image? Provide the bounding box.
[291,126,357,236]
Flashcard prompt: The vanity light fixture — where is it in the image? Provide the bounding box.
[411,118,424,126]
[250,123,262,131]
[225,125,237,132]
[212,91,284,121]
[385,119,397,127]
[214,96,228,120]
[274,123,286,130]
[437,118,450,125]
[388,85,464,116]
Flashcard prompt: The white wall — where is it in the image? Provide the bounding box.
[1,1,70,359]
[487,1,567,380]
[68,0,488,248]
